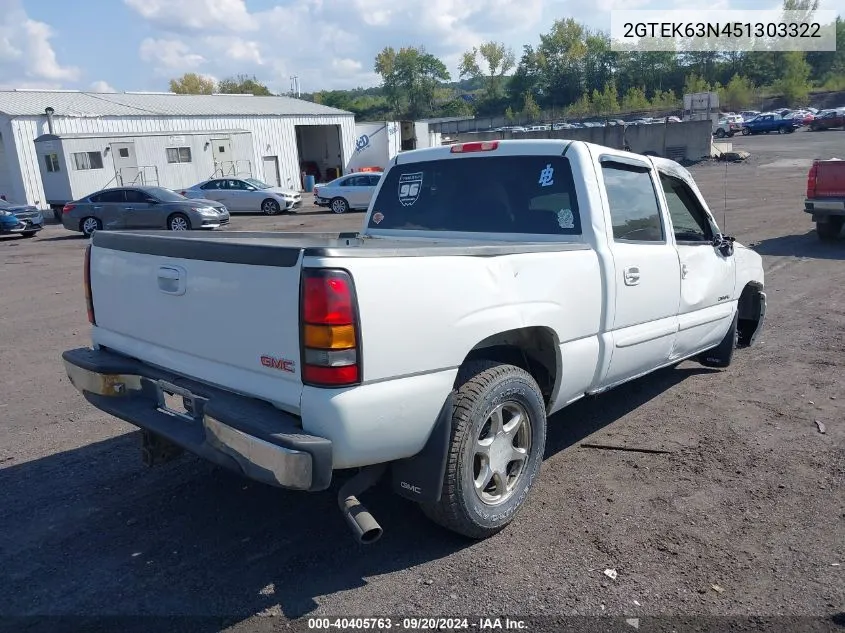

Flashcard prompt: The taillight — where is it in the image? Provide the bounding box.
[807,162,818,198]
[300,268,361,387]
[84,244,95,325]
[63,203,75,214]
[450,141,499,153]
[179,191,187,196]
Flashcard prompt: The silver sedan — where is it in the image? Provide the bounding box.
[180,178,302,214]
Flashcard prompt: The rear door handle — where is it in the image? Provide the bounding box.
[157,266,186,295]
[623,266,641,286]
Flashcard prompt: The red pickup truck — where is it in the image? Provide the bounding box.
[805,159,845,240]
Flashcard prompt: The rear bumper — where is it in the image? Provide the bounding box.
[61,347,333,491]
[805,198,845,217]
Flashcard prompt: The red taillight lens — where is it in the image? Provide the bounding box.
[807,163,818,198]
[301,269,360,387]
[63,203,75,214]
[450,141,499,153]
[84,244,95,325]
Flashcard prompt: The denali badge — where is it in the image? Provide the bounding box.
[260,355,296,373]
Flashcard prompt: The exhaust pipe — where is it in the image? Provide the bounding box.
[337,464,386,544]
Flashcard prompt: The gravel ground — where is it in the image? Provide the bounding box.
[0,130,843,633]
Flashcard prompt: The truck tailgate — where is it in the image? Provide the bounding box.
[87,232,305,413]
[814,160,845,197]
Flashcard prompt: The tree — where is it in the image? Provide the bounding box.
[217,74,273,96]
[374,46,450,118]
[621,86,651,112]
[505,106,516,122]
[459,41,516,103]
[776,51,812,106]
[591,82,619,115]
[718,74,756,111]
[522,92,541,121]
[169,73,215,95]
[683,73,711,94]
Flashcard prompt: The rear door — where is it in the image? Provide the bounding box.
[92,189,128,229]
[659,171,736,358]
[596,154,681,388]
[198,179,226,204]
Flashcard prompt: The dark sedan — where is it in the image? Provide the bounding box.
[809,109,845,131]
[61,186,230,237]
[0,198,43,238]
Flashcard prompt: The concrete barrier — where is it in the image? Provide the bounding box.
[443,120,713,162]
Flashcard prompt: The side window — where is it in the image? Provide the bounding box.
[339,177,354,187]
[98,190,125,203]
[200,180,219,190]
[367,175,382,187]
[125,190,154,203]
[601,162,664,242]
[659,174,714,243]
[229,180,247,190]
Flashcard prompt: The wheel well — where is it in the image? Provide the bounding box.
[460,327,558,407]
[737,282,764,347]
[262,197,279,207]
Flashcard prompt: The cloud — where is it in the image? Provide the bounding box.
[0,3,79,87]
[203,36,263,65]
[139,38,206,72]
[123,0,258,33]
[90,80,117,93]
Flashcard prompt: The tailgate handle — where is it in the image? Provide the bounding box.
[157,266,186,295]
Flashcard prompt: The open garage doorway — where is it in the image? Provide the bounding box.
[295,124,343,187]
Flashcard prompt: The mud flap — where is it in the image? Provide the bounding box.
[390,393,454,504]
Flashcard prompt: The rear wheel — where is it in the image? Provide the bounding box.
[80,217,102,238]
[778,125,789,134]
[330,197,349,214]
[21,231,36,238]
[742,128,750,135]
[817,217,843,241]
[715,128,726,138]
[168,213,191,231]
[421,361,547,539]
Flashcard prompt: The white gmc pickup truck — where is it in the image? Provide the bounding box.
[62,139,766,544]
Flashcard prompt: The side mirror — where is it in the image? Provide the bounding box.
[713,234,735,257]
[245,186,256,191]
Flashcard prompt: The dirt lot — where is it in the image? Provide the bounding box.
[1,130,843,633]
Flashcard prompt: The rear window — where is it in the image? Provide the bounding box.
[367,155,581,235]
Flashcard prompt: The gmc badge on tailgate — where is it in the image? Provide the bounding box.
[260,355,296,373]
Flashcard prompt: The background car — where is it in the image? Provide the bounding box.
[0,198,43,237]
[61,186,229,237]
[714,117,743,138]
[808,109,845,131]
[741,112,801,135]
[180,177,301,215]
[313,173,382,214]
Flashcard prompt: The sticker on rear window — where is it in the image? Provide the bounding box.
[538,164,554,187]
[372,212,384,224]
[557,208,574,229]
[398,172,423,206]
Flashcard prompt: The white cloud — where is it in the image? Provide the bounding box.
[139,38,206,72]
[0,3,79,87]
[123,0,258,33]
[90,80,117,93]
[203,36,263,65]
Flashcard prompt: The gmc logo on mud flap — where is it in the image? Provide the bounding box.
[260,355,296,373]
[401,481,422,495]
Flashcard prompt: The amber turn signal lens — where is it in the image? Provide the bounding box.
[303,324,356,349]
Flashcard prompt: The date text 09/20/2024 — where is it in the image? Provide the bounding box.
[307,617,528,630]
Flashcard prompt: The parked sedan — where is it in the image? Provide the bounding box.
[0,198,43,237]
[61,186,229,237]
[809,109,845,131]
[180,177,302,214]
[313,173,382,214]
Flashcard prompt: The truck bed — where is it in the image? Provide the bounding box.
[91,230,590,263]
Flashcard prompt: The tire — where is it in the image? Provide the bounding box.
[330,197,349,214]
[715,128,726,138]
[817,217,843,241]
[261,199,281,215]
[742,128,750,135]
[778,126,789,134]
[80,217,102,238]
[167,213,191,231]
[421,361,547,539]
[21,231,36,238]
[698,312,738,368]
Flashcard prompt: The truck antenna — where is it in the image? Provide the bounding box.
[723,160,728,233]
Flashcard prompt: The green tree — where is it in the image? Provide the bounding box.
[776,51,812,106]
[566,93,592,117]
[683,73,711,94]
[459,41,516,102]
[621,86,650,112]
[592,82,619,114]
[375,46,450,118]
[505,106,516,122]
[651,89,680,109]
[169,73,215,94]
[522,92,541,121]
[718,74,756,111]
[217,74,273,96]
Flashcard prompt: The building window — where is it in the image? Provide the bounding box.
[72,151,104,171]
[44,153,60,173]
[118,148,129,158]
[166,147,192,164]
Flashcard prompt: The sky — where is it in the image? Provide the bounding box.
[0,0,804,95]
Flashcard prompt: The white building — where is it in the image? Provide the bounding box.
[0,90,356,210]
